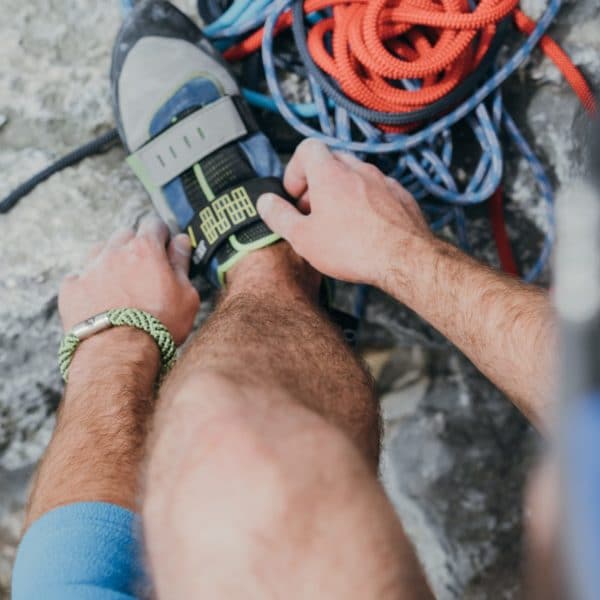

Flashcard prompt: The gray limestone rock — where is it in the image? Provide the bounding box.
[1,0,599,597]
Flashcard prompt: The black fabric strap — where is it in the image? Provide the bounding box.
[232,95,259,135]
[187,176,291,268]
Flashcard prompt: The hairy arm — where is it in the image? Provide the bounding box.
[24,217,199,529]
[258,139,557,432]
[24,329,160,528]
[384,236,556,430]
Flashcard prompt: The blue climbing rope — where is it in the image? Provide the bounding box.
[118,0,563,293]
[194,0,560,284]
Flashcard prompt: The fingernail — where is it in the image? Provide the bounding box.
[174,234,191,254]
[137,213,168,236]
[139,213,161,226]
[257,194,272,214]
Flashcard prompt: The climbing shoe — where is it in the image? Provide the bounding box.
[110,0,288,286]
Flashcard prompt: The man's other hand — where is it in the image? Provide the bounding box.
[59,215,200,345]
[257,138,433,287]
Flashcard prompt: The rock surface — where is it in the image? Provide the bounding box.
[1,0,599,598]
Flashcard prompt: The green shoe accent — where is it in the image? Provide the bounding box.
[216,232,281,286]
[229,232,280,253]
[193,163,215,201]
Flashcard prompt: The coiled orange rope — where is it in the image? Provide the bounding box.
[225,0,596,118]
[308,0,515,113]
[224,1,597,278]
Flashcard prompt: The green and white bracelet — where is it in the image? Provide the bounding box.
[58,308,176,381]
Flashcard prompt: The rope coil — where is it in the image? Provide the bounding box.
[2,0,596,290]
[212,0,596,282]
[306,0,516,118]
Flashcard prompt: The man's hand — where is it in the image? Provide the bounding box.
[59,215,200,345]
[258,138,557,432]
[25,217,200,527]
[257,138,434,288]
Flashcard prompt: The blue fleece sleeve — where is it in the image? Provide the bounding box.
[12,502,145,600]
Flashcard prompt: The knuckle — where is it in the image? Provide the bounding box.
[130,236,154,258]
[408,190,419,205]
[385,176,401,191]
[121,227,136,239]
[353,174,369,194]
[297,138,325,161]
[403,190,420,209]
[116,226,135,236]
[299,137,320,152]
[362,162,382,178]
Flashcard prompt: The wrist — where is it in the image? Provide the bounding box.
[66,326,161,387]
[377,233,446,303]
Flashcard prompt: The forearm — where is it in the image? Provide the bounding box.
[256,140,557,428]
[25,327,159,529]
[382,236,557,432]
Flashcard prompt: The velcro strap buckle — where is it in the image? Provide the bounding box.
[127,96,249,192]
[186,177,291,268]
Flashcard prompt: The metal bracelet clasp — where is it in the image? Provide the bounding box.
[70,311,113,341]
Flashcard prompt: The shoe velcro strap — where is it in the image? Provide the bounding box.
[186,176,290,268]
[126,95,257,193]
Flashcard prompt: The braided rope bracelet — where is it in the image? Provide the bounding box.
[58,308,176,381]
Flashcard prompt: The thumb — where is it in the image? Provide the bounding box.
[168,233,192,280]
[257,193,304,243]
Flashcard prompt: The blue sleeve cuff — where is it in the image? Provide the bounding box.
[12,502,146,600]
